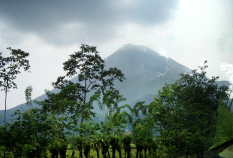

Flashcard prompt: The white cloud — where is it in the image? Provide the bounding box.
[0,0,232,110]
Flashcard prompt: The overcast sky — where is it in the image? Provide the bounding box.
[0,0,232,110]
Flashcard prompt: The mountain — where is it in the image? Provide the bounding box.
[104,44,190,105]
[0,44,230,125]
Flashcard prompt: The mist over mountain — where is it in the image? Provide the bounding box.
[1,44,230,125]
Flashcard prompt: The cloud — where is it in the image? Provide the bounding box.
[0,0,179,46]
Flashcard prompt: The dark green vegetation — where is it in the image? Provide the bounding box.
[0,44,232,158]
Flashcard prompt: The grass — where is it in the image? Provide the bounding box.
[3,145,232,157]
[65,149,138,158]
[219,144,233,158]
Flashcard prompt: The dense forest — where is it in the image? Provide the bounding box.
[0,45,232,158]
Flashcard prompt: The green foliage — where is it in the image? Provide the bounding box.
[213,104,233,146]
[133,123,147,147]
[150,61,229,156]
[0,47,30,123]
[3,108,52,157]
[0,48,30,90]
[48,139,67,151]
[22,144,35,154]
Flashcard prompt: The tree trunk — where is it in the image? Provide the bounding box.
[107,150,111,158]
[112,148,116,158]
[101,141,108,158]
[79,146,83,158]
[136,144,143,158]
[200,152,204,158]
[84,142,90,158]
[110,137,116,158]
[144,147,147,158]
[127,146,131,158]
[51,148,59,158]
[71,151,75,158]
[59,145,67,158]
[94,143,100,158]
[124,149,127,158]
[36,146,40,158]
[116,143,122,158]
[4,85,8,124]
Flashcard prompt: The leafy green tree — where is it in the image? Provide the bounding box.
[54,44,125,123]
[53,44,125,157]
[3,108,52,157]
[213,103,233,146]
[97,89,131,158]
[0,124,12,157]
[36,84,82,157]
[149,83,189,157]
[80,121,100,158]
[176,61,228,157]
[0,48,30,124]
[124,101,157,157]
[150,61,228,157]
[122,133,132,158]
[25,86,36,147]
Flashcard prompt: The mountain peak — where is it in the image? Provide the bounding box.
[105,44,161,62]
[105,43,189,81]
[118,43,157,54]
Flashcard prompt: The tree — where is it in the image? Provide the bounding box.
[2,107,52,157]
[177,61,228,157]
[213,103,233,146]
[25,85,33,110]
[53,44,125,123]
[150,84,189,158]
[36,84,82,157]
[0,48,30,124]
[150,61,228,157]
[97,89,130,158]
[53,44,125,157]
[124,101,157,158]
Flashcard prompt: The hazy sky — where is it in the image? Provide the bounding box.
[0,0,232,110]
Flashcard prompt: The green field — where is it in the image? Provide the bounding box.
[219,144,233,158]
[2,145,233,158]
[64,149,138,158]
[51,146,233,158]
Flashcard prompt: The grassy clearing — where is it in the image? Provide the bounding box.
[219,144,233,158]
[3,145,232,157]
[65,149,138,158]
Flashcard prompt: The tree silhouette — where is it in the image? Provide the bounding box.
[0,48,30,124]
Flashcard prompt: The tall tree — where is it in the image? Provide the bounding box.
[213,102,233,146]
[0,48,30,124]
[6,108,52,157]
[176,61,228,157]
[36,84,80,158]
[150,61,229,157]
[25,85,36,149]
[53,44,125,121]
[52,44,125,157]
